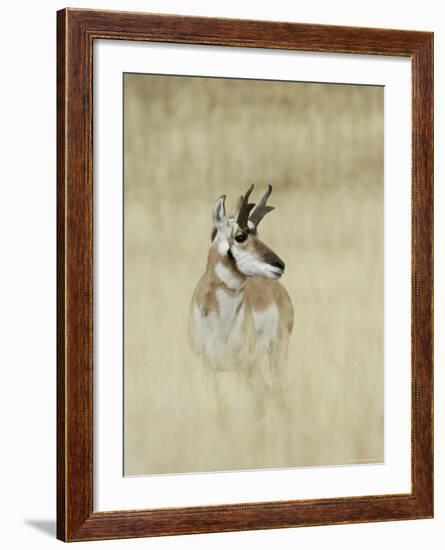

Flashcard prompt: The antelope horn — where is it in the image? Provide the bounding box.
[249,185,274,228]
[236,184,256,230]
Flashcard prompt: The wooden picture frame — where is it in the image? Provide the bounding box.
[57,8,433,542]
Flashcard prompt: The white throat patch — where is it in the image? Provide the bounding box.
[215,262,245,291]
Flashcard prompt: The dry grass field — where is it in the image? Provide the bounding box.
[123,74,384,475]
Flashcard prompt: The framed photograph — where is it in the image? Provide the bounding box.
[57,8,433,542]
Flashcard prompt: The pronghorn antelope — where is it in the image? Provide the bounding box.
[188,185,294,388]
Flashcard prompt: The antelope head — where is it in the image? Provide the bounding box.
[212,184,285,280]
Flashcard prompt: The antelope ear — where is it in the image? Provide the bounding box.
[212,195,227,231]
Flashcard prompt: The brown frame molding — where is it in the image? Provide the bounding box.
[57,8,433,542]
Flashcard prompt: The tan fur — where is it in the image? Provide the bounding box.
[192,245,244,317]
[188,238,294,383]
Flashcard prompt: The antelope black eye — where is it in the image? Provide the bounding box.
[235,233,248,243]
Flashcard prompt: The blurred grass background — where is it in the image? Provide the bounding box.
[124,74,384,475]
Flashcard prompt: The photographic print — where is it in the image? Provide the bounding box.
[58,10,433,540]
[123,73,384,476]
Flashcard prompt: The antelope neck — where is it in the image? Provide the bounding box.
[211,248,246,295]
